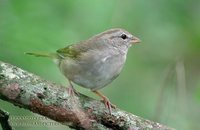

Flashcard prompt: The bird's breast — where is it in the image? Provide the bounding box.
[59,49,127,90]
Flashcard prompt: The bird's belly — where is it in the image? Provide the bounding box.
[60,55,126,90]
[75,60,123,90]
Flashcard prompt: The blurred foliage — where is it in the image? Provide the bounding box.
[0,0,200,130]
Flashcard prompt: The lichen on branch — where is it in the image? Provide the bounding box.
[0,61,174,130]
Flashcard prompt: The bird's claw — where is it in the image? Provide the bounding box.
[101,97,116,114]
[66,81,79,96]
[67,87,75,96]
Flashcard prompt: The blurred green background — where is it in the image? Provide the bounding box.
[0,0,200,130]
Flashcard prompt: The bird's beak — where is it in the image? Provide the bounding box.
[131,37,141,44]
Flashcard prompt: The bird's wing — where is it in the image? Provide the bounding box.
[56,36,106,59]
[56,41,92,59]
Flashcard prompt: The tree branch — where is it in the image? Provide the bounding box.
[0,61,174,130]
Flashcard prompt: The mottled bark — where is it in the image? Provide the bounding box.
[0,61,174,130]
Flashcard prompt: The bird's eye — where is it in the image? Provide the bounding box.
[120,34,127,39]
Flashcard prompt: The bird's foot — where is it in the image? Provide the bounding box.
[66,80,79,96]
[92,90,116,115]
[101,96,116,114]
[92,90,116,114]
[67,86,76,96]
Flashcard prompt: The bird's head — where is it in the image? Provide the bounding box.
[95,28,140,50]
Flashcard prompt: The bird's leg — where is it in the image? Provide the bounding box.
[67,80,77,96]
[92,90,116,114]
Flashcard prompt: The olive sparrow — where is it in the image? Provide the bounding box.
[26,28,140,114]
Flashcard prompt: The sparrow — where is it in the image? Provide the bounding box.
[26,28,140,114]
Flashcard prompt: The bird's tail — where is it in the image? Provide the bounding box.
[25,52,58,59]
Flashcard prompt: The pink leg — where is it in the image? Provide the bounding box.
[93,90,116,114]
[67,80,76,96]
